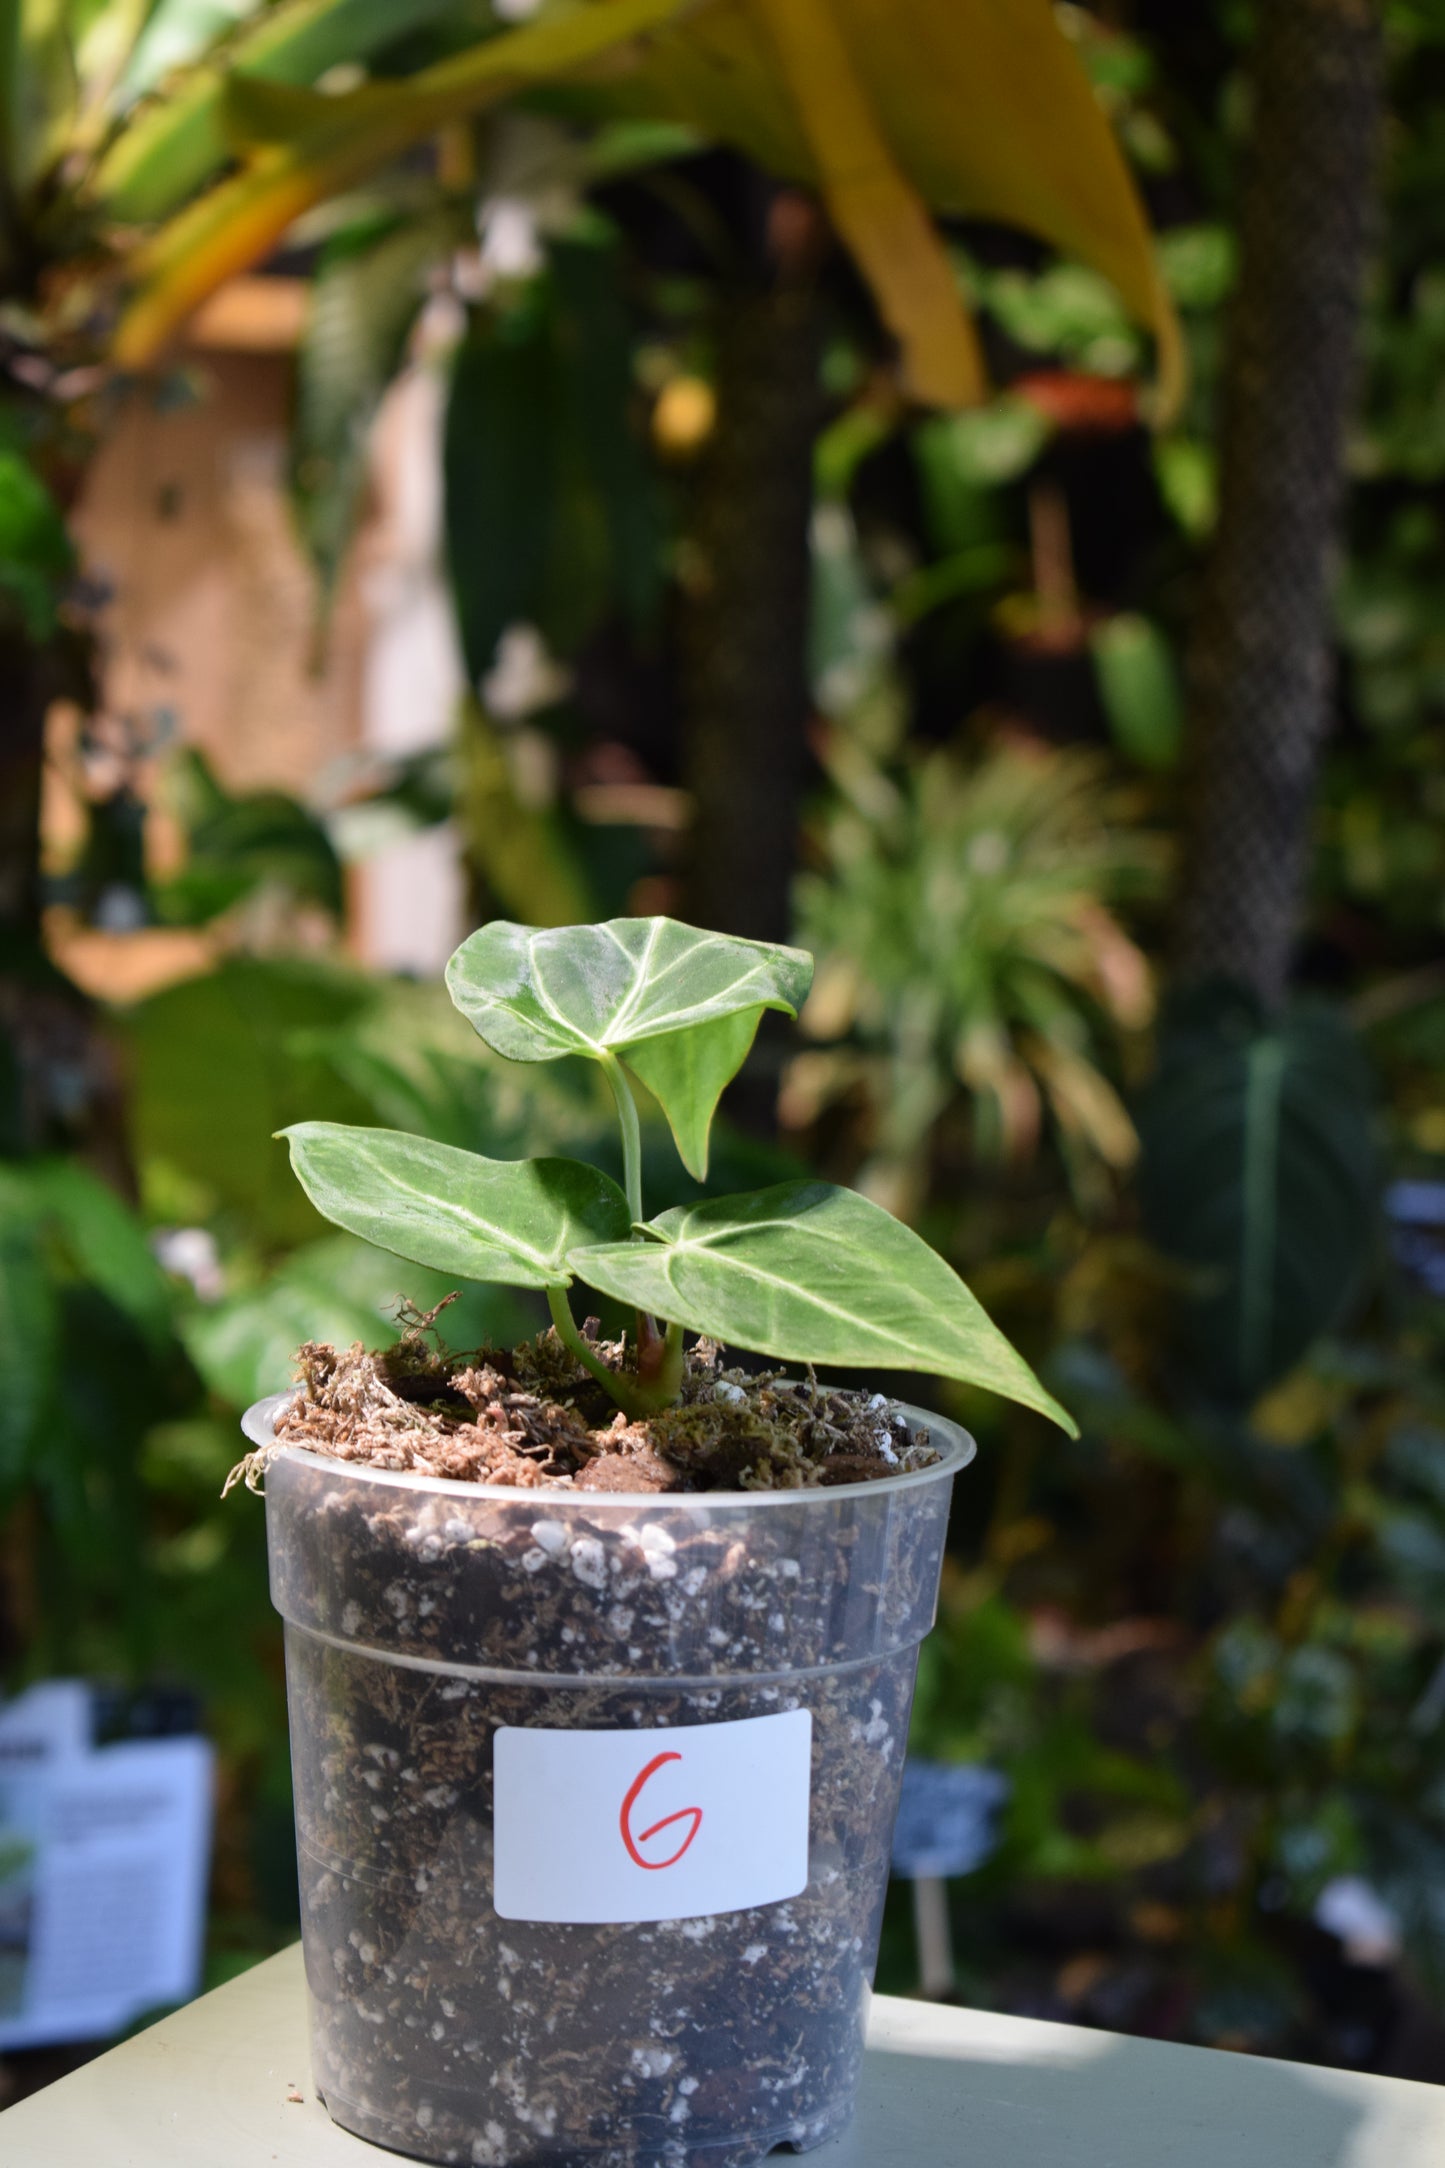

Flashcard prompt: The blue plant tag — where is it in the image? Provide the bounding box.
[891,1760,1008,1880]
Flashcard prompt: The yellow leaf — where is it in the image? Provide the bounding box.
[112,0,1181,421]
[589,0,1182,415]
[112,0,693,366]
[744,0,983,405]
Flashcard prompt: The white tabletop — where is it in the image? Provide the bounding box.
[2,1941,1444,2167]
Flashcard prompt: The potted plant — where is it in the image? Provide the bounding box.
[235,918,1073,2167]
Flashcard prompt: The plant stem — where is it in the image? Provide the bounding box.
[547,1284,639,1411]
[545,1286,680,1421]
[599,1050,644,1226]
[597,1049,676,1392]
[640,1318,686,1406]
[594,1053,686,1411]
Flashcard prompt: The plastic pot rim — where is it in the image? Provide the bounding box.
[242,1385,976,1511]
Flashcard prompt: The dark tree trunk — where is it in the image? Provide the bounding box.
[0,626,127,1175]
[0,632,49,960]
[680,255,821,949]
[1175,0,1384,1008]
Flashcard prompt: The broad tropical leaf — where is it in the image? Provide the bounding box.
[571,1179,1077,1430]
[1137,992,1377,1400]
[446,918,812,1178]
[550,235,665,639]
[582,0,1182,412]
[280,1122,633,1287]
[745,0,983,404]
[624,1008,764,1183]
[111,0,692,364]
[457,699,597,931]
[120,956,380,1247]
[443,240,663,677]
[444,298,561,683]
[110,0,1178,416]
[26,1158,175,1356]
[99,0,470,220]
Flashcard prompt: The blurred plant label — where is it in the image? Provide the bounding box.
[0,1681,213,2047]
[890,1760,1009,1880]
[493,1711,811,1923]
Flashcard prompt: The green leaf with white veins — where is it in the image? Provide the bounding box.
[446,919,813,1179]
[280,1124,631,1289]
[571,1181,1078,1433]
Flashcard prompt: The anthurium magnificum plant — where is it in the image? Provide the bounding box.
[280,917,1075,1434]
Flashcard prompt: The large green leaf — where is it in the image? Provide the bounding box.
[570,1180,1077,1431]
[443,297,559,683]
[1137,993,1377,1401]
[120,956,381,1244]
[443,243,664,677]
[280,1122,632,1288]
[446,918,813,1178]
[0,448,76,639]
[550,232,665,640]
[26,1158,175,1357]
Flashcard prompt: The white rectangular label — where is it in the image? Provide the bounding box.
[492,1710,812,1924]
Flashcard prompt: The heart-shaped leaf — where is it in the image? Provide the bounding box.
[571,1181,1077,1432]
[280,1124,631,1290]
[446,918,813,1179]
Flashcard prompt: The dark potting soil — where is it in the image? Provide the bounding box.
[251,1319,952,2166]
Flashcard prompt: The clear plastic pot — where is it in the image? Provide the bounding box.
[245,1391,972,2168]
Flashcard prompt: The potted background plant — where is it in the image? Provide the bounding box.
[236,918,1074,2167]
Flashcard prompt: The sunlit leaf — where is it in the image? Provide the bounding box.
[111,0,1179,419]
[111,0,692,364]
[745,0,984,405]
[624,1007,764,1181]
[100,0,467,218]
[280,1122,633,1288]
[581,0,1183,413]
[446,918,812,1177]
[571,1179,1077,1429]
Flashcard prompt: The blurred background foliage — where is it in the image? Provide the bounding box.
[3,0,1445,2086]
